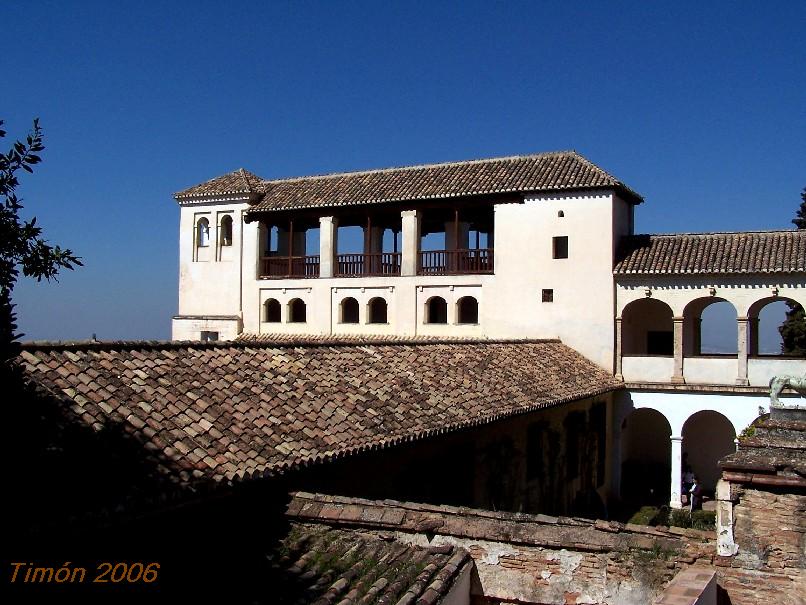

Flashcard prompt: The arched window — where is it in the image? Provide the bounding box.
[748,296,806,356]
[288,298,307,323]
[457,296,478,324]
[341,297,359,324]
[264,298,281,323]
[220,215,233,247]
[683,298,737,356]
[621,298,673,355]
[426,296,448,324]
[368,297,388,324]
[196,217,210,247]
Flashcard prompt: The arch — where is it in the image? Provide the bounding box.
[748,296,806,356]
[683,297,738,355]
[196,217,210,247]
[425,296,448,324]
[367,297,388,324]
[340,297,359,324]
[288,298,307,323]
[264,298,281,323]
[220,215,233,247]
[457,296,479,324]
[682,410,736,494]
[620,408,671,506]
[621,298,673,355]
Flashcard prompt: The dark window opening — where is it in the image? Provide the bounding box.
[647,330,673,355]
[220,215,233,247]
[288,298,307,323]
[264,299,281,323]
[341,297,359,324]
[526,422,547,481]
[564,411,585,480]
[552,236,568,259]
[200,331,218,342]
[426,297,448,324]
[542,289,554,303]
[368,297,388,324]
[457,296,478,324]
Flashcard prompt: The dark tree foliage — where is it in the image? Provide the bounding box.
[792,187,806,229]
[0,119,82,360]
[779,186,806,355]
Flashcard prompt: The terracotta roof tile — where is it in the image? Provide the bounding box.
[17,339,621,489]
[615,230,806,275]
[175,151,643,208]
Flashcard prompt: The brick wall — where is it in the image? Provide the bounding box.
[288,492,717,605]
[716,486,806,605]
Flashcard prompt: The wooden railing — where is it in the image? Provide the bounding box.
[336,253,401,277]
[418,248,494,275]
[260,255,320,278]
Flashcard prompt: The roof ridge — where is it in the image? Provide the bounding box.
[632,229,803,237]
[256,151,579,186]
[19,336,564,352]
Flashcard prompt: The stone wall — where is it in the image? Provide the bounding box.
[716,486,806,605]
[287,492,717,605]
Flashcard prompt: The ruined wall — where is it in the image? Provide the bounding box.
[716,485,806,605]
[287,492,717,605]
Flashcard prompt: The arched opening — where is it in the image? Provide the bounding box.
[457,296,478,324]
[196,217,210,248]
[620,408,671,507]
[220,215,233,247]
[749,297,806,356]
[684,298,737,355]
[264,298,281,323]
[425,296,448,324]
[288,298,307,323]
[621,298,673,355]
[367,297,388,324]
[682,411,736,496]
[340,297,359,324]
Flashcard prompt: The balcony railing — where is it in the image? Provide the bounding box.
[336,253,401,277]
[260,255,320,278]
[418,248,494,275]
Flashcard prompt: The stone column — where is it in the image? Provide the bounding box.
[319,216,337,278]
[670,435,683,508]
[672,317,685,383]
[401,210,420,276]
[736,317,750,386]
[614,317,623,380]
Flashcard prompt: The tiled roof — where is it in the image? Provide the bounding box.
[17,339,621,488]
[268,523,469,605]
[175,168,264,199]
[615,230,806,275]
[174,151,643,209]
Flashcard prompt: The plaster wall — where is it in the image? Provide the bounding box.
[174,200,249,338]
[622,356,673,382]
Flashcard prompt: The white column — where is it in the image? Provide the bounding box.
[319,216,337,278]
[401,210,420,276]
[672,317,685,384]
[614,317,623,380]
[736,317,749,386]
[670,435,683,509]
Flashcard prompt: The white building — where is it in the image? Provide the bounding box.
[172,151,806,509]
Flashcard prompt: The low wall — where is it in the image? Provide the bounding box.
[287,492,717,605]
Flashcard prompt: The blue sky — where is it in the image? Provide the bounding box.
[3,1,804,347]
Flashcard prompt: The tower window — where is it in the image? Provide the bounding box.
[220,215,233,247]
[552,236,568,259]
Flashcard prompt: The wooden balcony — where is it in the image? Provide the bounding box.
[260,255,320,278]
[418,248,494,275]
[336,253,402,277]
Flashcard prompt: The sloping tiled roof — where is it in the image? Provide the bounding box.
[174,151,643,209]
[175,168,264,198]
[267,523,469,605]
[615,230,806,275]
[17,339,621,488]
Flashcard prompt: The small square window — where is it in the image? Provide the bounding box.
[200,331,219,342]
[552,236,568,259]
[542,289,554,303]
